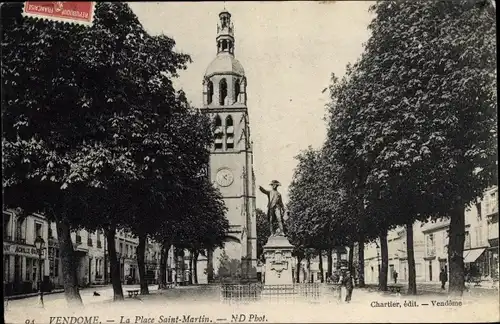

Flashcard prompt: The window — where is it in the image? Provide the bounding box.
[76,231,82,244]
[35,222,42,241]
[426,233,435,256]
[219,78,227,105]
[214,115,223,150]
[464,231,471,249]
[225,115,234,150]
[125,245,129,258]
[490,190,498,214]
[16,217,25,242]
[475,227,483,247]
[26,258,31,281]
[476,202,482,220]
[4,213,11,239]
[222,40,228,51]
[48,226,53,239]
[234,79,240,103]
[207,81,214,104]
[97,230,102,248]
[87,234,93,247]
[119,243,123,254]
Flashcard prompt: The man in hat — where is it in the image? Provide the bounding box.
[340,266,354,303]
[259,180,286,236]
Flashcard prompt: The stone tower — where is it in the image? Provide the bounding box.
[200,9,257,282]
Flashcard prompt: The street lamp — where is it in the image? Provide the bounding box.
[34,236,45,308]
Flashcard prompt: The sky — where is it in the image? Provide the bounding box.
[129,1,374,211]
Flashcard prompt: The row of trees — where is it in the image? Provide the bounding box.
[2,2,228,305]
[287,0,496,296]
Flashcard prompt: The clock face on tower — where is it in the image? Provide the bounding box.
[216,168,234,187]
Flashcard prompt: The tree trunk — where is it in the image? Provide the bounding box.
[358,236,365,288]
[158,243,167,289]
[448,206,466,296]
[327,249,333,279]
[306,255,311,283]
[318,250,324,283]
[348,243,355,275]
[188,251,193,285]
[55,220,83,306]
[295,254,303,283]
[104,226,124,301]
[379,231,388,291]
[406,220,417,295]
[207,248,214,283]
[193,250,199,284]
[336,248,342,270]
[137,233,149,295]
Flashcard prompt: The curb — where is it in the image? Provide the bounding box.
[4,289,65,301]
[4,285,111,301]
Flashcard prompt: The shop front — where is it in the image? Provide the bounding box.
[3,242,47,295]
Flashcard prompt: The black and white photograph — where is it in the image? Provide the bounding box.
[2,1,498,323]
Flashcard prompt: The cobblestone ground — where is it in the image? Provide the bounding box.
[5,285,499,324]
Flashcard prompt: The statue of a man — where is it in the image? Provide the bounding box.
[259,180,286,236]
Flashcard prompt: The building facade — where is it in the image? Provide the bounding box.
[4,210,50,295]
[362,186,499,284]
[3,210,162,294]
[363,223,426,284]
[200,10,258,281]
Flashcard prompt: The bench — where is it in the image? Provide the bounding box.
[467,277,482,287]
[387,285,402,294]
[127,289,140,298]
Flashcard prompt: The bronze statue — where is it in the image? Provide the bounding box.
[259,180,286,236]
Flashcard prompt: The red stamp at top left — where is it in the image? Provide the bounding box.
[23,1,96,26]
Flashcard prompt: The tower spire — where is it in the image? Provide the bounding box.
[216,9,235,55]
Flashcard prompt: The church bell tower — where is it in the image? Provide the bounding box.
[200,9,257,282]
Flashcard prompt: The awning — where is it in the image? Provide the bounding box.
[463,248,485,263]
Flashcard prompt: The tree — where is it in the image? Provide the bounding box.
[171,175,229,285]
[256,208,271,262]
[2,1,192,303]
[325,0,496,295]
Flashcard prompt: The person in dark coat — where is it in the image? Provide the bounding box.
[439,268,448,290]
[393,270,398,284]
[341,267,354,303]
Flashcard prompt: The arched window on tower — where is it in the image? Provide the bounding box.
[219,78,227,105]
[207,80,214,104]
[234,79,240,103]
[225,115,234,150]
[222,40,228,51]
[214,115,223,150]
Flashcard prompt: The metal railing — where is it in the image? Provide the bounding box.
[220,283,341,304]
[220,283,262,303]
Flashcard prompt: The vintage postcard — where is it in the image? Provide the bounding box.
[2,1,498,323]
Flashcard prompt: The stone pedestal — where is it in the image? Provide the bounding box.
[263,235,294,285]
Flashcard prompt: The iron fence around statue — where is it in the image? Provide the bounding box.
[220,283,343,304]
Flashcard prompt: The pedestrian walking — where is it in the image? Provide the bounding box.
[393,270,398,284]
[439,268,448,290]
[341,266,354,303]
